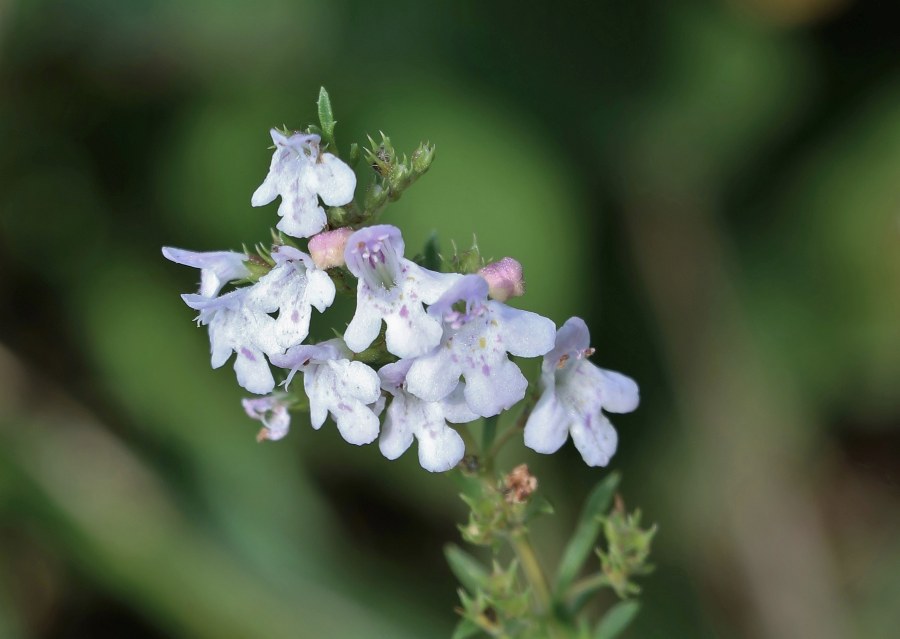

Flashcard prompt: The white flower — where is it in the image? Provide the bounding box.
[249,245,336,351]
[523,317,639,467]
[251,129,356,239]
[406,275,556,417]
[270,339,381,446]
[378,359,478,472]
[242,394,291,441]
[180,245,334,394]
[184,289,281,394]
[343,224,459,359]
[162,247,249,298]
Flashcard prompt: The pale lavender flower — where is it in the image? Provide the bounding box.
[251,129,356,238]
[378,359,478,472]
[249,245,335,351]
[242,394,291,442]
[523,317,639,467]
[162,247,249,298]
[343,225,459,359]
[406,275,556,417]
[270,339,381,446]
[183,289,281,394]
[179,245,334,394]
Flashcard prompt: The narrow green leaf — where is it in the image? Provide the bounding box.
[444,544,489,594]
[554,472,620,596]
[451,618,482,639]
[317,86,336,148]
[594,600,640,639]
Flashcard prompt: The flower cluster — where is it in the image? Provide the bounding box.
[163,123,639,472]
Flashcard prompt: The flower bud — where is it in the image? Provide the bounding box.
[411,142,435,174]
[479,257,525,302]
[388,162,410,192]
[308,227,354,269]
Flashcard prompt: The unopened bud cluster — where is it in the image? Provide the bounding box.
[598,502,657,598]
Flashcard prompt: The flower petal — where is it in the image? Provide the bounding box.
[314,153,357,206]
[570,413,618,467]
[598,369,640,413]
[234,347,275,394]
[344,296,383,353]
[406,349,462,403]
[441,384,480,424]
[276,189,327,238]
[417,412,466,472]
[463,357,528,417]
[544,317,591,368]
[383,305,444,359]
[379,395,415,460]
[523,385,570,454]
[494,304,556,358]
[332,400,380,445]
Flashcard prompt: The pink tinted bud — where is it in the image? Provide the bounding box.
[308,227,354,269]
[479,257,525,302]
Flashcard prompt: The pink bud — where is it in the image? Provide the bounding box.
[479,257,525,302]
[308,227,354,269]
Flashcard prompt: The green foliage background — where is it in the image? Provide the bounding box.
[1,1,898,637]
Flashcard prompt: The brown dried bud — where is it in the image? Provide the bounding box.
[504,464,538,504]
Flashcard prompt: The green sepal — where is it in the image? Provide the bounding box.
[594,600,640,639]
[554,472,620,596]
[452,237,484,274]
[451,618,482,639]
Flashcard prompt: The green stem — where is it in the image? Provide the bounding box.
[457,424,478,457]
[488,394,537,458]
[565,573,610,615]
[481,415,498,455]
[509,530,552,614]
[488,423,521,459]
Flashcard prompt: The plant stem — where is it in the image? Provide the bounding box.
[509,530,552,614]
[482,415,499,455]
[488,395,537,458]
[457,424,478,457]
[566,573,609,614]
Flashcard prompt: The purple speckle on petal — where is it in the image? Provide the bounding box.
[240,347,256,361]
[337,402,352,412]
[291,309,300,323]
[482,364,491,375]
[399,305,409,318]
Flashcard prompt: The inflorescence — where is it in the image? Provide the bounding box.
[163,105,639,473]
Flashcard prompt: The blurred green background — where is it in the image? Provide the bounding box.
[1,0,899,637]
